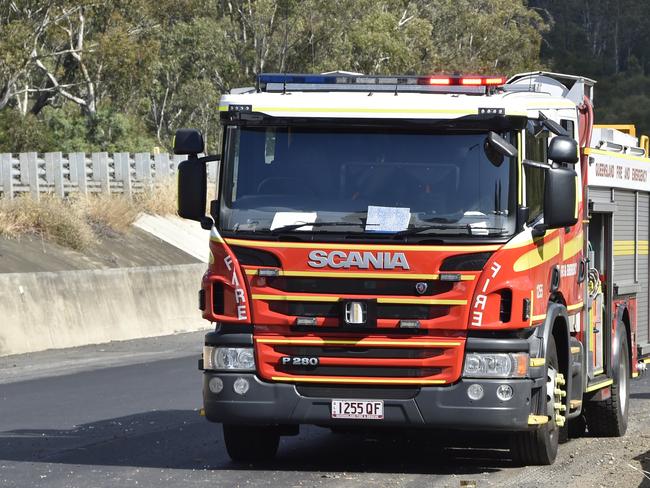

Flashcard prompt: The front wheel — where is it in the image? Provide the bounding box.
[511,335,562,465]
[223,424,280,463]
[585,331,630,437]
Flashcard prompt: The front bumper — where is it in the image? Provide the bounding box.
[203,373,539,430]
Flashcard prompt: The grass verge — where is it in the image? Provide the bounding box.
[0,178,179,250]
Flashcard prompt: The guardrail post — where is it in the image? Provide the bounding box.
[121,153,132,200]
[135,153,152,188]
[92,152,110,194]
[45,152,65,198]
[70,152,87,195]
[154,153,170,180]
[1,153,14,199]
[22,152,39,200]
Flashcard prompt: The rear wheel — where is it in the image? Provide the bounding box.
[511,335,563,465]
[223,424,280,463]
[585,332,630,437]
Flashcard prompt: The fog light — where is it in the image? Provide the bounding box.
[233,377,250,395]
[208,377,224,394]
[467,383,484,401]
[496,384,513,401]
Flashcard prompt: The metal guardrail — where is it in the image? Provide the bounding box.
[0,152,219,200]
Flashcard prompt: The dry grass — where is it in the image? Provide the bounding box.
[0,177,181,250]
[134,178,178,216]
[0,195,95,250]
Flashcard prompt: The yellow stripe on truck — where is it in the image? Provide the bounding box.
[513,237,560,272]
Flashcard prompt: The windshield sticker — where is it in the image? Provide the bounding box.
[365,206,411,233]
[270,212,317,231]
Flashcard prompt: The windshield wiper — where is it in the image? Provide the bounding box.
[394,223,508,237]
[271,220,364,233]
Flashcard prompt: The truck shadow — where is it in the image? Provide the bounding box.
[0,409,514,475]
[635,450,650,488]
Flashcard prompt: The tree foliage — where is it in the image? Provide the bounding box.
[531,0,650,135]
[0,0,548,152]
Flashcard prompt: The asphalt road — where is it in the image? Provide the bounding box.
[1,332,649,488]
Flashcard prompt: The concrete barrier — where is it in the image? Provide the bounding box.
[0,264,208,357]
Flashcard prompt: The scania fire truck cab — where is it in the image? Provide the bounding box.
[175,72,649,465]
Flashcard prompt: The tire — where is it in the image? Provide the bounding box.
[511,335,560,466]
[223,424,280,463]
[585,331,630,437]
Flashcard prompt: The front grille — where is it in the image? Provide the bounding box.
[278,364,441,377]
[265,277,453,296]
[269,301,449,320]
[275,345,442,359]
[255,335,465,385]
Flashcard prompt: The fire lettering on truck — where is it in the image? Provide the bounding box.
[471,261,502,327]
[224,255,247,320]
[307,250,410,270]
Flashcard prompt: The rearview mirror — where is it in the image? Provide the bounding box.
[177,158,207,223]
[532,167,578,236]
[485,131,518,166]
[548,136,579,165]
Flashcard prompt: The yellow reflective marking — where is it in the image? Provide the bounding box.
[210,235,225,243]
[585,379,613,392]
[528,415,549,425]
[502,229,559,250]
[613,240,649,256]
[529,358,545,367]
[513,237,560,272]
[257,338,461,347]
[226,238,500,252]
[563,233,584,260]
[570,346,581,354]
[254,106,478,115]
[569,399,582,409]
[251,294,466,306]
[529,290,534,327]
[643,358,650,364]
[585,147,650,163]
[633,372,639,378]
[593,368,604,375]
[271,376,446,385]
[199,408,205,416]
[567,302,584,312]
[208,250,214,264]
[532,313,547,323]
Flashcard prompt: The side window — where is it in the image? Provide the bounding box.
[524,129,548,223]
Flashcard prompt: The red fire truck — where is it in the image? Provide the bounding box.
[175,71,650,465]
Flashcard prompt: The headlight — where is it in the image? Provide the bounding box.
[463,352,528,378]
[203,346,255,371]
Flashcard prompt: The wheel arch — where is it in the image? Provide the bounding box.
[615,304,632,377]
[538,302,571,379]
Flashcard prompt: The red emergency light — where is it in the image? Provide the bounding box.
[426,75,506,86]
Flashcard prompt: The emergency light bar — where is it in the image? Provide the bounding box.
[258,73,506,94]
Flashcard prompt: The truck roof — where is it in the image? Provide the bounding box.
[219,90,577,120]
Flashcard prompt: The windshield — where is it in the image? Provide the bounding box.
[219,125,516,237]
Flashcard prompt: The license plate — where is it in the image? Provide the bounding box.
[331,399,384,419]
